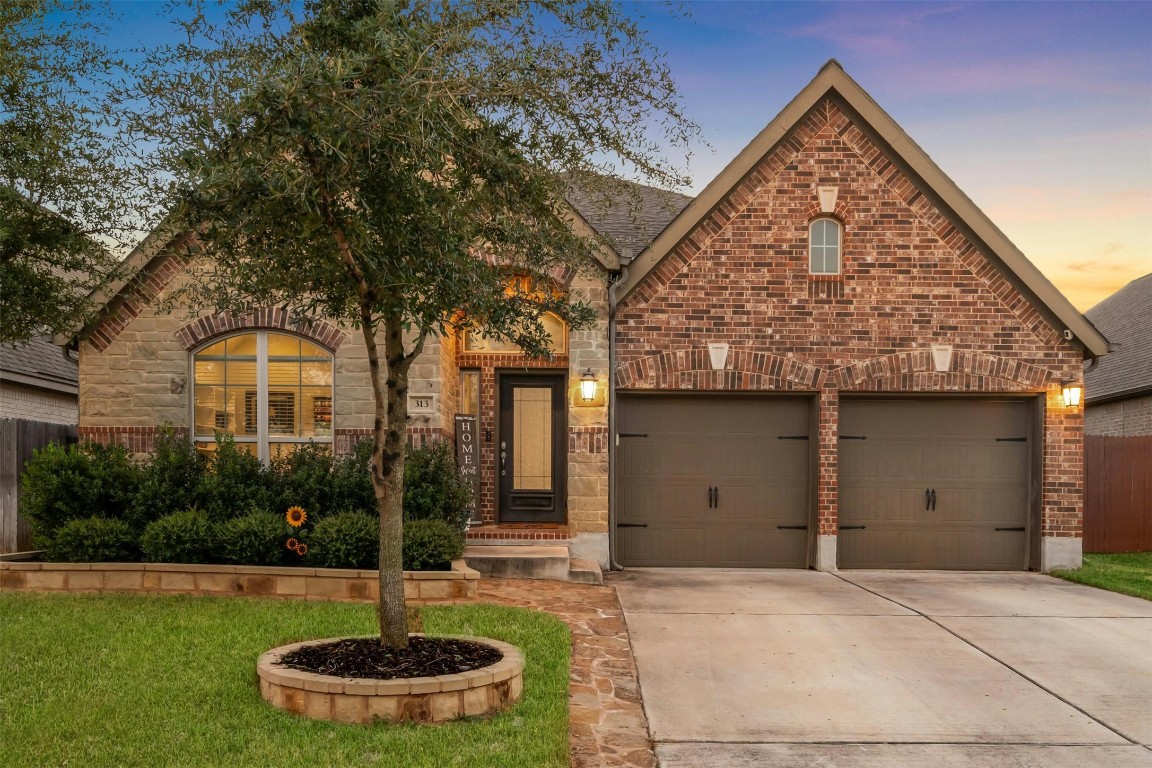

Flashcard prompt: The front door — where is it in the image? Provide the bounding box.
[497,373,567,523]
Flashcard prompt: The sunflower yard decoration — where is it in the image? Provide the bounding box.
[285,507,310,559]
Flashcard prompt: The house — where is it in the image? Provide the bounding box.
[1,337,79,425]
[60,61,1107,573]
[1084,274,1152,436]
[1,338,79,553]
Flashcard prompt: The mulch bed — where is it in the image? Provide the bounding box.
[278,637,502,679]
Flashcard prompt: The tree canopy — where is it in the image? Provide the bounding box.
[127,0,699,647]
[0,0,137,343]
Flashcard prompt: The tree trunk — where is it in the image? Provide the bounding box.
[364,313,411,649]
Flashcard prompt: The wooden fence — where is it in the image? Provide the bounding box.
[1084,435,1152,554]
[0,418,78,554]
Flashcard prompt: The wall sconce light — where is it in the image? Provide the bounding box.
[1062,381,1082,408]
[708,342,729,371]
[580,368,597,402]
[930,344,953,373]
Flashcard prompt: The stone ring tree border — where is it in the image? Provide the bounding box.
[257,634,525,724]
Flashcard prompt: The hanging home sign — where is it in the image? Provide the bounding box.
[454,414,482,524]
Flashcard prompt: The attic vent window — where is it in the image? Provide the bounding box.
[809,218,841,275]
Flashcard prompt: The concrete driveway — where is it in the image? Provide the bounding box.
[611,569,1152,767]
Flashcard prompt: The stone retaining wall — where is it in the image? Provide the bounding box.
[0,560,479,603]
[258,635,524,724]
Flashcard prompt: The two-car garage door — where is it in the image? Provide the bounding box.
[617,394,1033,570]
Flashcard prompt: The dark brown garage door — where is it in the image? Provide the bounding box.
[617,395,811,567]
[839,399,1032,570]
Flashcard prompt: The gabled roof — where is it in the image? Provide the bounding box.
[1084,273,1152,403]
[57,181,689,344]
[0,337,78,393]
[616,60,1110,358]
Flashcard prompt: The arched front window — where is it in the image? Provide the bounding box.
[809,218,841,275]
[461,312,568,354]
[192,331,334,460]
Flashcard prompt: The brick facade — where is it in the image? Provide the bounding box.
[0,382,78,425]
[1085,395,1152,437]
[615,96,1086,568]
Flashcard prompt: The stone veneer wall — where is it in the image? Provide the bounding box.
[0,560,479,602]
[77,252,611,561]
[614,96,1087,566]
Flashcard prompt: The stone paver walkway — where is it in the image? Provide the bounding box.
[480,579,655,768]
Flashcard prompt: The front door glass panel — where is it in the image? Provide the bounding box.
[513,387,553,490]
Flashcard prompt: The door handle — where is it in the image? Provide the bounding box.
[925,488,931,511]
[708,486,714,508]
[930,489,937,511]
[714,487,719,508]
[500,441,507,477]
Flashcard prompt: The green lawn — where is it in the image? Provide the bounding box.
[0,594,570,768]
[1052,552,1152,601]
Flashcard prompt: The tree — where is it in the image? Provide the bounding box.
[0,0,137,343]
[132,0,697,648]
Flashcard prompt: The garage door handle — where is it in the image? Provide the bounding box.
[714,487,719,508]
[930,489,936,511]
[839,525,866,530]
[707,486,714,508]
[995,437,1027,442]
[777,435,809,440]
[839,435,867,440]
[995,526,1025,532]
[618,523,648,528]
[925,488,931,510]
[777,525,808,530]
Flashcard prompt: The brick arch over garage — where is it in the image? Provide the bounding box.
[174,308,348,352]
[832,349,1054,392]
[615,348,825,391]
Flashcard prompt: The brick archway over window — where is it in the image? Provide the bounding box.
[615,348,824,391]
[832,349,1054,391]
[175,308,347,352]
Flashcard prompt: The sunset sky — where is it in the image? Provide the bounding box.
[97,1,1152,310]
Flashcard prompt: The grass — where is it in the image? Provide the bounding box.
[0,594,570,768]
[1052,552,1152,601]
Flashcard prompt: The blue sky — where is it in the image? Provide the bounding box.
[102,1,1152,309]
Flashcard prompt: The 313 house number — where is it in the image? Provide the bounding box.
[407,394,437,415]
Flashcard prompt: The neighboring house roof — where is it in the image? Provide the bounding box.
[566,179,693,262]
[1084,273,1152,403]
[0,336,79,394]
[616,59,1109,359]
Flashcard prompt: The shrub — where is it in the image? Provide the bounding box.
[330,438,376,515]
[218,511,288,566]
[194,435,272,518]
[402,518,464,572]
[140,510,218,564]
[21,441,140,545]
[310,511,378,569]
[45,517,139,563]
[271,443,335,521]
[130,427,205,529]
[403,441,472,531]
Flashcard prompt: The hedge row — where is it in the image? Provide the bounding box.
[23,431,471,571]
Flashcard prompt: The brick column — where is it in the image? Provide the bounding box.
[815,386,839,570]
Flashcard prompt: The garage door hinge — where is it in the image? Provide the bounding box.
[995,437,1027,442]
[838,525,867,530]
[776,525,808,530]
[617,523,648,528]
[777,435,809,440]
[994,526,1026,532]
[838,435,867,440]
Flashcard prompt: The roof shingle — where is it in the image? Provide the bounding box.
[1085,273,1152,402]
